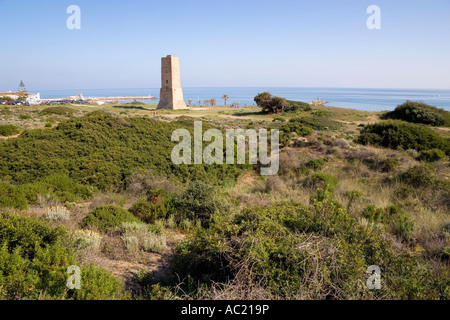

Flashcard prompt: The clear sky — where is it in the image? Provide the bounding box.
[0,0,449,91]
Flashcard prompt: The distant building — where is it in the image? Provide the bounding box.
[0,91,41,104]
[157,55,187,110]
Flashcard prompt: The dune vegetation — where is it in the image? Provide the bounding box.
[0,98,448,300]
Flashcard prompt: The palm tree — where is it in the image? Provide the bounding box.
[222,94,229,106]
[204,99,210,106]
[187,99,192,106]
[210,98,216,106]
[197,100,201,106]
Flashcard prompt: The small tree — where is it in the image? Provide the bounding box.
[254,92,288,113]
[187,99,193,106]
[204,99,210,106]
[222,94,229,106]
[210,98,216,106]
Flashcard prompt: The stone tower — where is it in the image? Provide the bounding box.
[157,55,187,109]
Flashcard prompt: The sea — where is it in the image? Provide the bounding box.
[34,87,450,112]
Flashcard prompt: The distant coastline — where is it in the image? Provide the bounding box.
[8,87,450,112]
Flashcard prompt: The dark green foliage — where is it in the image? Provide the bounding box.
[418,148,446,162]
[361,205,414,241]
[272,116,286,122]
[0,174,93,209]
[71,263,123,300]
[0,181,29,209]
[362,205,385,222]
[81,205,141,232]
[45,122,52,128]
[130,198,173,224]
[399,165,436,188]
[0,112,242,190]
[280,122,313,136]
[357,120,450,155]
[279,131,291,147]
[286,100,312,112]
[0,125,19,136]
[19,114,31,120]
[174,181,229,227]
[254,92,311,114]
[289,116,342,131]
[172,189,442,299]
[304,157,328,170]
[0,213,74,299]
[254,92,289,113]
[40,106,76,115]
[0,213,123,299]
[304,173,338,191]
[383,101,450,127]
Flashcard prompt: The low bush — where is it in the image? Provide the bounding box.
[172,189,443,299]
[280,122,313,136]
[0,212,123,299]
[399,165,436,188]
[71,263,124,300]
[174,181,229,227]
[0,125,19,136]
[382,100,450,127]
[418,148,446,162]
[81,205,141,232]
[304,173,338,191]
[357,120,450,155]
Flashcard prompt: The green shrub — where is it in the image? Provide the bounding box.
[418,148,446,162]
[129,199,171,224]
[0,213,73,299]
[286,100,312,112]
[174,181,229,227]
[0,125,19,136]
[45,122,52,128]
[392,211,415,241]
[304,173,338,191]
[304,157,328,170]
[362,205,385,223]
[40,106,76,115]
[254,92,289,113]
[0,112,242,190]
[19,114,31,120]
[0,181,29,209]
[81,205,141,232]
[71,263,123,300]
[280,122,313,136]
[399,165,435,188]
[357,120,450,155]
[383,100,450,127]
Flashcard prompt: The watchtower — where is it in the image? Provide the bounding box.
[157,55,187,109]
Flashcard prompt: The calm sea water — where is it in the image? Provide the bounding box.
[36,87,450,112]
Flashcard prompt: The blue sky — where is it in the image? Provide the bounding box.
[0,0,449,91]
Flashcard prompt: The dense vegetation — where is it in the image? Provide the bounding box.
[254,92,312,113]
[0,124,19,136]
[382,101,450,127]
[0,212,123,299]
[172,189,448,299]
[0,112,242,191]
[0,104,448,300]
[357,120,450,155]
